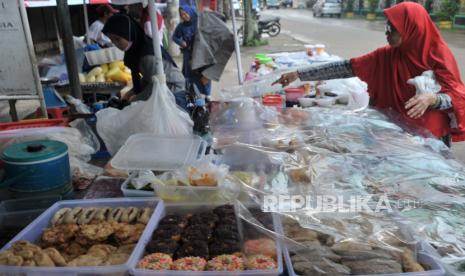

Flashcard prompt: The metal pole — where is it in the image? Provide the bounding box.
[83,0,90,44]
[229,0,244,84]
[148,0,166,82]
[57,0,83,99]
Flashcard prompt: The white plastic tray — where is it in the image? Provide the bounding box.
[84,47,124,66]
[121,174,154,197]
[130,202,283,276]
[111,134,207,171]
[0,198,163,276]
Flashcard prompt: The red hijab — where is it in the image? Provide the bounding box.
[351,2,465,141]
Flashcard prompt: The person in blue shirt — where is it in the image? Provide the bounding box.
[173,5,212,98]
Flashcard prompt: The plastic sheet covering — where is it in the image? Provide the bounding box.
[236,198,423,276]
[213,100,465,274]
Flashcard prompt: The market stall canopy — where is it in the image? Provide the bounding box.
[25,0,110,8]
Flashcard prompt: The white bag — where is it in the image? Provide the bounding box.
[317,77,369,111]
[407,70,441,95]
[96,76,193,155]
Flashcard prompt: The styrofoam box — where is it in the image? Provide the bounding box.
[0,198,163,276]
[84,47,124,66]
[276,215,446,276]
[130,202,283,276]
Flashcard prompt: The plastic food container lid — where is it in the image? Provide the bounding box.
[1,140,68,163]
[111,134,207,171]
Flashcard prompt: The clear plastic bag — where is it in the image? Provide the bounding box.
[316,77,369,111]
[96,76,193,155]
[407,70,441,95]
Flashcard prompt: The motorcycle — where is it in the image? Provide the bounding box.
[237,13,281,43]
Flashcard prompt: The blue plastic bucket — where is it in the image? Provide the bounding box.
[0,140,71,193]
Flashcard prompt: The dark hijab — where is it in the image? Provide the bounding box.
[102,14,176,93]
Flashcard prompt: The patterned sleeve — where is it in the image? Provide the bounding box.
[431,93,453,110]
[297,60,355,81]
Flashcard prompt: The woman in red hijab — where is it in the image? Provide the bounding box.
[274,2,465,147]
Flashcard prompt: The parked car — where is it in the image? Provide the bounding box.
[281,0,293,8]
[267,0,281,9]
[312,0,342,17]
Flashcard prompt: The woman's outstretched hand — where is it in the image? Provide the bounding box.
[272,71,299,87]
[405,94,437,119]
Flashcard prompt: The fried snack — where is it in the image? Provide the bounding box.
[76,222,114,245]
[189,167,218,187]
[78,208,97,225]
[64,208,83,224]
[172,256,207,271]
[34,251,55,267]
[104,253,130,265]
[243,239,277,259]
[52,208,71,225]
[114,223,145,245]
[23,259,36,267]
[138,253,173,270]
[331,241,372,254]
[11,240,41,253]
[87,244,117,258]
[0,251,24,266]
[288,167,311,183]
[59,242,87,262]
[44,248,67,266]
[207,255,244,271]
[246,255,277,270]
[42,224,79,246]
[67,254,105,266]
[137,208,152,224]
[120,207,139,223]
[117,244,137,255]
[401,248,425,272]
[93,207,111,222]
[109,207,125,222]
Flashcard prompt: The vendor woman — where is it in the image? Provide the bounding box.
[102,14,187,108]
[274,3,465,147]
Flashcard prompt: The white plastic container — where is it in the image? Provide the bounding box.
[276,215,446,276]
[121,175,155,197]
[298,97,316,108]
[121,173,232,203]
[111,134,207,171]
[314,44,326,55]
[0,198,163,276]
[283,247,445,276]
[84,47,124,66]
[304,45,315,56]
[130,203,283,276]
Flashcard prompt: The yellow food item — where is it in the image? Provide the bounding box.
[96,74,106,83]
[109,61,125,70]
[79,73,86,83]
[86,75,96,83]
[87,67,103,78]
[107,67,130,83]
[123,67,131,74]
[100,64,109,74]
